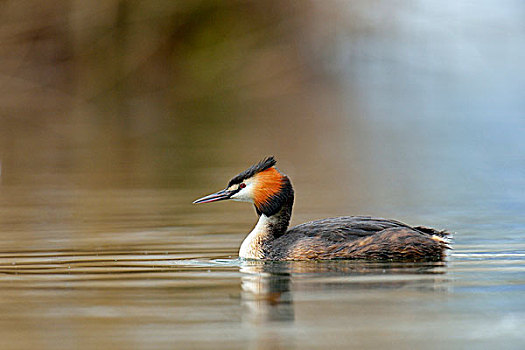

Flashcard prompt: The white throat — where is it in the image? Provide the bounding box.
[239,214,274,259]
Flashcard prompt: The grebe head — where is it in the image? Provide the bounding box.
[193,156,293,216]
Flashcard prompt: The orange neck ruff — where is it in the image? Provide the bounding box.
[253,167,283,209]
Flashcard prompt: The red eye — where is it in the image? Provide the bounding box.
[239,183,246,189]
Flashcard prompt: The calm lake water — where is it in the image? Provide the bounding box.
[0,1,524,349]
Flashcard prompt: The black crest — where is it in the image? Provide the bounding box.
[228,156,276,187]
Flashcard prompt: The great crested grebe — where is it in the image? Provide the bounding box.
[194,157,450,261]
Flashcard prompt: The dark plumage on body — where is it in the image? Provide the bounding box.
[265,216,449,261]
[194,157,451,261]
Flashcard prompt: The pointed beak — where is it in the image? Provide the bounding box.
[193,189,234,204]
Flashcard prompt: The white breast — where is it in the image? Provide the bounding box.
[239,214,272,259]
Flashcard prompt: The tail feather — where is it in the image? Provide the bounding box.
[415,226,453,251]
[414,226,450,237]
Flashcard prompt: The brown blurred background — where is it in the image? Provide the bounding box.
[0,0,524,249]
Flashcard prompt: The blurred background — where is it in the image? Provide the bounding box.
[0,0,523,249]
[0,1,524,349]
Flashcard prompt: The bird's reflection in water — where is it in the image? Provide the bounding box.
[240,261,295,323]
[240,260,448,324]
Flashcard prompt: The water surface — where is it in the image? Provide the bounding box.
[0,1,524,349]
